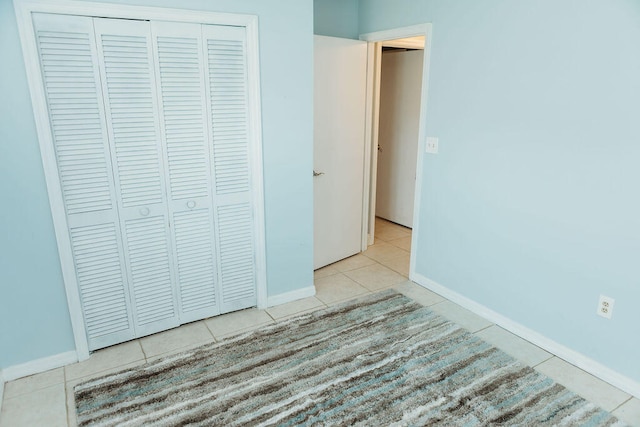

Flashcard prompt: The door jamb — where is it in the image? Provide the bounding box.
[359,24,433,281]
[361,41,382,249]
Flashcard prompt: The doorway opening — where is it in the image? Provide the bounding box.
[312,25,432,284]
[361,25,433,282]
[376,38,425,229]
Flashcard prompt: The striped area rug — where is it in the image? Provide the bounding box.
[75,290,625,426]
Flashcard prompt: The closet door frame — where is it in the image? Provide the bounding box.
[14,0,267,362]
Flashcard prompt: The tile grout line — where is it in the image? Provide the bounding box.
[138,340,148,362]
[64,366,70,426]
[202,319,217,342]
[314,271,345,280]
[472,324,494,334]
[264,309,278,322]
[429,300,447,308]
[271,307,324,323]
[316,291,372,307]
[610,396,633,413]
[470,325,557,368]
[532,354,555,368]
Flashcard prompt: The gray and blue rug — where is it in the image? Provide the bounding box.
[75,290,625,426]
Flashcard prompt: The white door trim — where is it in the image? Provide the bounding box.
[361,42,376,250]
[13,0,267,361]
[362,42,382,248]
[359,23,433,282]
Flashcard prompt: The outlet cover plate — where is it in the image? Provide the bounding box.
[597,295,615,319]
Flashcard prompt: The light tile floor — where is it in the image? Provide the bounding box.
[1,218,638,426]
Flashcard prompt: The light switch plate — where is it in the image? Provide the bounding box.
[426,137,438,154]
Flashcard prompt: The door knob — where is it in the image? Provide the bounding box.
[139,207,150,217]
[187,201,196,209]
[313,170,324,177]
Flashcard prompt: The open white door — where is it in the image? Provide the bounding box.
[314,35,367,269]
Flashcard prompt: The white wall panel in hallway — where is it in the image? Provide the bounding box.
[376,49,424,228]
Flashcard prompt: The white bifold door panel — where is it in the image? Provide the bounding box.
[94,18,181,340]
[151,21,219,324]
[32,13,258,350]
[32,13,137,350]
[202,25,257,314]
[313,35,367,270]
[376,49,424,228]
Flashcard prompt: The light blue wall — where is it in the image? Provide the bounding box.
[360,0,640,382]
[0,0,76,367]
[314,0,359,39]
[0,0,314,369]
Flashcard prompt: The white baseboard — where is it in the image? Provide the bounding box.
[1,351,78,383]
[0,369,4,414]
[0,287,312,384]
[266,286,316,308]
[413,273,640,399]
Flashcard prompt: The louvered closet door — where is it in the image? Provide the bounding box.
[93,18,180,338]
[203,25,258,313]
[150,21,220,322]
[32,13,136,350]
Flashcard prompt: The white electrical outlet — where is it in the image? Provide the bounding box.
[597,295,615,319]
[425,137,439,154]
